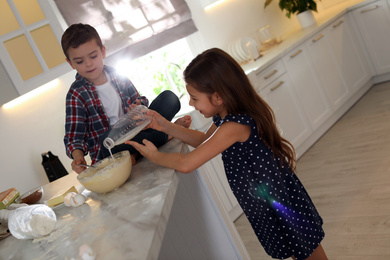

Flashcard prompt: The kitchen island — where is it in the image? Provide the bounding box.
[0,138,248,260]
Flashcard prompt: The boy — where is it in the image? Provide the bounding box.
[62,23,190,173]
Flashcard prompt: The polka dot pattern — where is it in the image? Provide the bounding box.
[213,114,325,260]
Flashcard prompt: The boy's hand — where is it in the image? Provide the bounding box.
[71,149,87,174]
[126,99,142,113]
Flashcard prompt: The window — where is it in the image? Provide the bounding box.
[54,0,197,61]
[112,37,194,114]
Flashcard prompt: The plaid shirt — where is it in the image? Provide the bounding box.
[64,65,148,164]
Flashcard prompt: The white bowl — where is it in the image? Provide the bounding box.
[77,151,132,193]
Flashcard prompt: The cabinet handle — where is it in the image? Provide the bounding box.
[290,49,302,58]
[270,81,284,91]
[360,5,379,13]
[312,34,324,42]
[263,69,278,79]
[333,20,344,28]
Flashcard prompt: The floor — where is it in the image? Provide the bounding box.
[234,81,390,259]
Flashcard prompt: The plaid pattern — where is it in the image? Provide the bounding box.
[64,65,148,164]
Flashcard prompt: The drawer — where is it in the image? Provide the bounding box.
[252,60,286,91]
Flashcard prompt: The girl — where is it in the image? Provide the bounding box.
[126,48,328,260]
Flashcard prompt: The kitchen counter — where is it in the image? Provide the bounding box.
[0,139,181,259]
[0,138,247,260]
[241,0,377,74]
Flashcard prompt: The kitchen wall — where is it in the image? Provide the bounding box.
[0,0,345,194]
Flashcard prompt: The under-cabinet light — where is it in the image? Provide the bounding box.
[2,79,59,110]
[202,0,226,11]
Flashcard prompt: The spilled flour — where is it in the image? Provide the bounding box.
[32,221,77,260]
[33,221,75,243]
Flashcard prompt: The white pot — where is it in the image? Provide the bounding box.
[297,10,317,29]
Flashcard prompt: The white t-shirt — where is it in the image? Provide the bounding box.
[95,74,124,126]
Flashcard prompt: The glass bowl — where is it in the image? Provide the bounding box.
[15,186,43,204]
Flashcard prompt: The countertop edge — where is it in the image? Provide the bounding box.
[241,0,378,75]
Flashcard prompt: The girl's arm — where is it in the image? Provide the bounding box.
[146,110,216,148]
[128,121,251,173]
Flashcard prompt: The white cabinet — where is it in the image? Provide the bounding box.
[256,71,311,148]
[325,14,373,94]
[282,45,332,131]
[283,14,371,131]
[187,109,242,222]
[305,28,350,110]
[352,0,390,75]
[0,0,69,105]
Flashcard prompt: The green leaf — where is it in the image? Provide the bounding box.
[269,0,320,18]
[264,0,273,8]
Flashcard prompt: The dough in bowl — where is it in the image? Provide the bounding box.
[77,151,132,193]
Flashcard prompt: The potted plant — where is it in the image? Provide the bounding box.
[264,0,320,29]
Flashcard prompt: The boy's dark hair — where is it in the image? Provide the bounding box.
[61,23,103,60]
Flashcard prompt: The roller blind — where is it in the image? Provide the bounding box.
[54,0,197,62]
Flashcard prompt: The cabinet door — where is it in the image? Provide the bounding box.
[0,0,69,105]
[306,30,349,110]
[352,0,390,75]
[283,45,332,131]
[259,73,311,148]
[188,110,242,222]
[326,14,373,93]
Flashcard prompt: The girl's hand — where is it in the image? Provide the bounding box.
[126,139,158,160]
[144,110,170,132]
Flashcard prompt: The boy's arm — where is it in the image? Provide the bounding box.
[64,91,88,160]
[112,70,149,108]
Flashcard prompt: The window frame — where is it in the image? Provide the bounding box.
[0,0,70,97]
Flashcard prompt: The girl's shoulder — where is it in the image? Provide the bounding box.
[213,114,254,127]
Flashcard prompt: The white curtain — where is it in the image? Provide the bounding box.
[54,0,197,62]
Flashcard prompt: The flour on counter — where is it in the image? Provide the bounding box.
[33,221,75,243]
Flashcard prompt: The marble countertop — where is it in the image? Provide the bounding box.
[0,139,184,260]
[241,0,377,75]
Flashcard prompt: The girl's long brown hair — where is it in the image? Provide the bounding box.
[184,48,296,171]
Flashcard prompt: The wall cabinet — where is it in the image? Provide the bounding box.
[0,0,69,106]
[282,45,332,131]
[352,0,390,75]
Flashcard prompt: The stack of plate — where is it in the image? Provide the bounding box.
[228,37,261,64]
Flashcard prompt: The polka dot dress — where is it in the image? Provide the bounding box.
[213,114,325,260]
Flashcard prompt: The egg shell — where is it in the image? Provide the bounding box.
[79,244,95,260]
[71,193,86,207]
[64,192,77,207]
